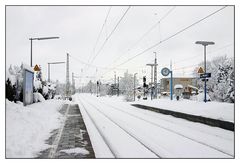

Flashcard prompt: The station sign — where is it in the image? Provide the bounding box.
[200,73,211,78]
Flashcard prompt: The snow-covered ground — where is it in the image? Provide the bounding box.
[6,99,65,158]
[6,93,234,158]
[134,97,234,122]
[73,93,234,158]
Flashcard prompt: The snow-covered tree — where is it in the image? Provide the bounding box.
[33,66,57,100]
[119,71,139,101]
[216,57,234,103]
[85,80,95,94]
[99,83,111,96]
[6,78,15,101]
[35,65,43,81]
[192,55,234,103]
[6,64,58,102]
[55,80,65,96]
[34,65,43,94]
[6,65,24,102]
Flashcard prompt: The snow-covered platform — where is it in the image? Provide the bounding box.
[132,104,234,131]
[6,99,95,158]
[37,103,95,158]
[131,99,234,131]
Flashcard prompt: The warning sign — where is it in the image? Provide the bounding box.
[197,67,204,74]
[33,64,40,72]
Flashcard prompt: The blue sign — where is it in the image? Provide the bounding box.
[161,67,173,100]
[161,67,170,76]
[200,73,211,78]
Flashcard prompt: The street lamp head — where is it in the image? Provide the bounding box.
[195,41,215,46]
[37,37,60,40]
[48,61,65,64]
[30,37,60,40]
[146,63,155,66]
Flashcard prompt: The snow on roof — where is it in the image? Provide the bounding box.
[174,84,183,89]
[21,63,34,73]
[188,84,199,90]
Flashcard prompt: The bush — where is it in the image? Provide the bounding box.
[6,78,15,101]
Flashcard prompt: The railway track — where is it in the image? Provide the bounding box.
[77,95,233,158]
[78,96,161,158]
[91,98,233,157]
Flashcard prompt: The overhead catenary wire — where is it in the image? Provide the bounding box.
[110,6,176,65]
[113,42,233,73]
[89,6,131,65]
[82,7,112,77]
[69,54,127,70]
[99,42,232,81]
[173,43,233,65]
[88,6,112,64]
[173,64,199,71]
[101,6,227,77]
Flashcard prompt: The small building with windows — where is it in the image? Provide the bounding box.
[160,77,198,98]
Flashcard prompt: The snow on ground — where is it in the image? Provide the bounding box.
[76,97,115,158]
[33,92,45,103]
[34,80,42,90]
[74,95,158,158]
[73,93,234,158]
[60,148,89,155]
[134,97,234,122]
[6,99,65,158]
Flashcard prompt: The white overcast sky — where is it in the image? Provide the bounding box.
[6,5,234,86]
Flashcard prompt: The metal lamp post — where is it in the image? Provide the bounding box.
[195,41,215,103]
[153,52,158,99]
[29,37,60,67]
[48,61,65,82]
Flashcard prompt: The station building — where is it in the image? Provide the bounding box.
[160,77,198,98]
